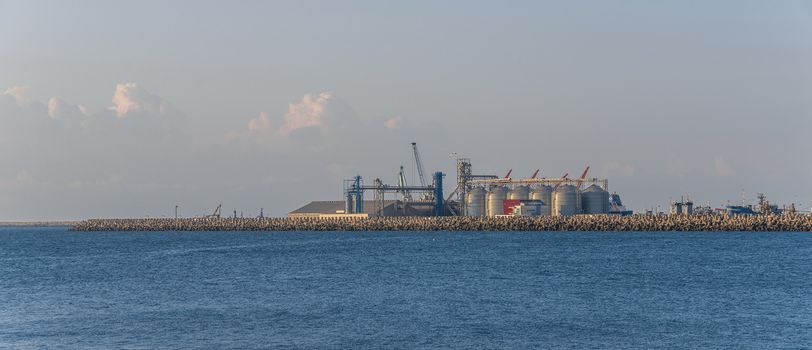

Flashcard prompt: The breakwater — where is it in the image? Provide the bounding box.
[73,214,812,232]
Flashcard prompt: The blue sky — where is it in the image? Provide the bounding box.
[1,1,811,219]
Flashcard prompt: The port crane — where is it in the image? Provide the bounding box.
[411,142,432,200]
[396,165,413,201]
[478,169,518,185]
[205,204,222,218]
[530,169,540,179]
[575,165,590,190]
[553,173,569,189]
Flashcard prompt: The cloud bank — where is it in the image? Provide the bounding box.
[0,85,412,219]
[0,83,194,219]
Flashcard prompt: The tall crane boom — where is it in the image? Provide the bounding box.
[575,165,590,190]
[411,142,428,187]
[205,204,222,218]
[397,165,412,201]
[554,173,569,190]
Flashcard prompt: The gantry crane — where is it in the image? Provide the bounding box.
[396,165,413,201]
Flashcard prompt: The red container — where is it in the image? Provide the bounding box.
[503,199,521,215]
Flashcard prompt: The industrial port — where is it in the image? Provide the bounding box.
[72,142,812,232]
[289,143,630,219]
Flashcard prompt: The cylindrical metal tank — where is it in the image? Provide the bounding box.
[530,185,553,215]
[581,184,609,214]
[508,185,530,200]
[465,187,486,217]
[486,187,508,216]
[553,185,579,216]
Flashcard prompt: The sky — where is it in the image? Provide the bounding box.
[1,0,811,220]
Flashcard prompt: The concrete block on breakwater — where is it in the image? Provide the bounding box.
[72,214,812,232]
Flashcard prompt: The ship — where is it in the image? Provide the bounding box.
[609,193,633,216]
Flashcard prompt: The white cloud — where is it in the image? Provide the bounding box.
[279,91,333,135]
[229,91,356,145]
[714,156,734,177]
[109,82,173,118]
[248,112,274,133]
[225,112,274,141]
[47,98,61,119]
[1,86,31,105]
[384,116,402,129]
[47,97,86,120]
[0,82,188,184]
[0,83,423,219]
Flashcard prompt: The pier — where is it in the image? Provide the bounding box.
[73,214,812,232]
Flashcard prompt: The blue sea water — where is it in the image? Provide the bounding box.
[1,227,811,349]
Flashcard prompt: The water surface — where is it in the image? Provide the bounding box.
[1,227,811,349]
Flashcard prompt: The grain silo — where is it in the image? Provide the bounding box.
[486,187,508,216]
[530,185,553,215]
[465,187,487,217]
[508,186,530,200]
[580,184,609,214]
[553,184,579,216]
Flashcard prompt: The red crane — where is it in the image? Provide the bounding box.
[553,172,569,190]
[575,165,590,190]
[530,169,540,179]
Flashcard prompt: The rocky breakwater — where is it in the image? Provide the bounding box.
[73,214,812,232]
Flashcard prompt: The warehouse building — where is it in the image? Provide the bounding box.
[288,200,436,218]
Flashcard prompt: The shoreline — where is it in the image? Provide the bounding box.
[72,215,812,232]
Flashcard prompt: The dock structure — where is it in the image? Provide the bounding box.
[74,214,812,232]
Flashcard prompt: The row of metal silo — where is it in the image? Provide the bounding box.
[465,187,487,217]
[581,184,610,214]
[529,186,553,216]
[465,184,610,216]
[486,187,507,216]
[553,185,579,216]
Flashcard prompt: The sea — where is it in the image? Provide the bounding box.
[1,227,811,349]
